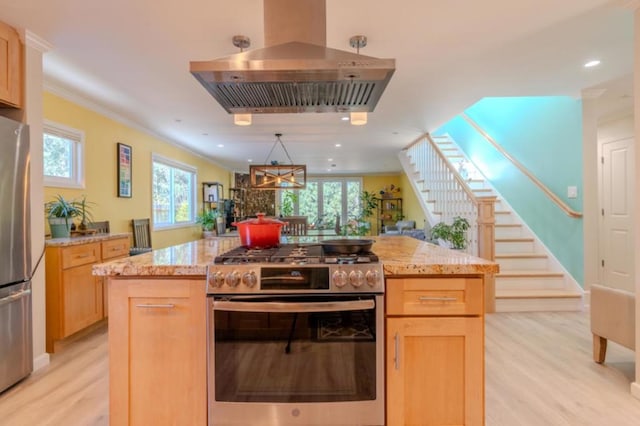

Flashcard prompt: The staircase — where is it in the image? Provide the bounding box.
[400,134,583,312]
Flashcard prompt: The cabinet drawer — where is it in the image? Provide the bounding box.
[61,243,101,269]
[386,277,483,316]
[102,237,130,260]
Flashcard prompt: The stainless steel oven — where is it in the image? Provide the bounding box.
[206,247,384,426]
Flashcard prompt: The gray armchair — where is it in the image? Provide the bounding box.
[384,220,416,235]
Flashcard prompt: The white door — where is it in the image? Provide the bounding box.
[600,137,634,292]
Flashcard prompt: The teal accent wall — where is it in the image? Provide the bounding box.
[434,97,584,285]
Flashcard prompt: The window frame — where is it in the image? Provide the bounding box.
[151,153,198,230]
[42,120,85,189]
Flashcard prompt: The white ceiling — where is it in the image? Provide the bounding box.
[0,0,635,174]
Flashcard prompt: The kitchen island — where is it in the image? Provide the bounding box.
[94,235,498,425]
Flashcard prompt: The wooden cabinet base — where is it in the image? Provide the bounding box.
[109,278,207,425]
[386,276,485,425]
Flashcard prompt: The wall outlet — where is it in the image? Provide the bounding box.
[567,186,578,199]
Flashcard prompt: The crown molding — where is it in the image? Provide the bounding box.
[25,30,53,53]
[42,79,233,172]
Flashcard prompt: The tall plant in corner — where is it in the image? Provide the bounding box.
[358,190,378,234]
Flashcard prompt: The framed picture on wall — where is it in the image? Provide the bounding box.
[117,142,132,198]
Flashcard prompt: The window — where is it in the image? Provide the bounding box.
[43,120,85,188]
[152,154,196,228]
[279,177,362,230]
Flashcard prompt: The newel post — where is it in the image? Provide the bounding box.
[476,196,497,313]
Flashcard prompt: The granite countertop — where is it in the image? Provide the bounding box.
[45,232,131,247]
[93,235,499,277]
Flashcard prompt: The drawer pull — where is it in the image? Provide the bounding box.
[418,296,457,302]
[75,253,92,258]
[394,332,400,370]
[135,303,175,309]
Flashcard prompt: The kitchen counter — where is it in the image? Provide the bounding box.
[101,234,497,424]
[45,232,131,247]
[92,235,499,277]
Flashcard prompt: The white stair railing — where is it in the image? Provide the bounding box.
[404,134,479,254]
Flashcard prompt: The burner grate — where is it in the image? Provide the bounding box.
[214,243,378,265]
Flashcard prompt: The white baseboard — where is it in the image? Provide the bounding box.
[33,352,50,371]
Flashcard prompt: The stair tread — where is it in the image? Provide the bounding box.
[495,253,547,259]
[495,211,511,215]
[495,224,522,228]
[496,237,534,242]
[497,289,581,299]
[497,270,563,277]
[472,188,493,192]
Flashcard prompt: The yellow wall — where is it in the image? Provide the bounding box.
[363,174,424,235]
[43,92,231,249]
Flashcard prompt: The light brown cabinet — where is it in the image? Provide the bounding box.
[45,236,129,352]
[386,276,485,425]
[0,20,22,108]
[109,278,207,425]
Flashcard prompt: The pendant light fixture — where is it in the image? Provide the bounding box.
[250,133,307,190]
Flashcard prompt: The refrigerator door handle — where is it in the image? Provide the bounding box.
[0,288,31,307]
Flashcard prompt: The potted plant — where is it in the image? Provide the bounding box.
[45,195,82,238]
[196,210,219,239]
[352,190,377,236]
[430,216,470,249]
[76,195,95,231]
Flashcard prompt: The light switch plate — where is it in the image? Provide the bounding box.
[567,186,578,199]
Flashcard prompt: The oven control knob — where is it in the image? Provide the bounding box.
[242,271,257,288]
[349,270,365,288]
[225,271,241,287]
[211,271,225,288]
[332,270,348,288]
[366,270,381,287]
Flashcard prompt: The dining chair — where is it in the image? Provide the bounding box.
[88,220,110,234]
[282,216,308,236]
[130,218,153,256]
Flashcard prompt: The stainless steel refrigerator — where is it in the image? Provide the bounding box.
[0,115,33,393]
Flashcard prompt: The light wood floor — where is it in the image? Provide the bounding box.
[0,312,639,425]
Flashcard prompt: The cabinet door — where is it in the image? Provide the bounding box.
[0,21,21,107]
[62,264,103,336]
[109,279,207,425]
[386,317,484,426]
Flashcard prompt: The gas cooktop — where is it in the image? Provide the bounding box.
[208,244,384,294]
[214,243,379,265]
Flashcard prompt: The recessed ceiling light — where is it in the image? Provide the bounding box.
[328,158,333,161]
[217,144,224,148]
[584,60,601,68]
[247,159,253,162]
[202,133,209,136]
[341,116,349,121]
[335,144,342,147]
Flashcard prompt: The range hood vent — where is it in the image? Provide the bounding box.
[190,41,395,114]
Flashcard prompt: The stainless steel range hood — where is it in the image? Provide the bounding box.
[190,42,395,114]
[189,0,395,114]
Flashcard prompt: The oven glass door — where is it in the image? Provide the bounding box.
[212,294,378,404]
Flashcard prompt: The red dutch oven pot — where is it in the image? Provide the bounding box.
[232,213,286,248]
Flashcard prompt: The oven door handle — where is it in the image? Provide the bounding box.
[213,299,375,313]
